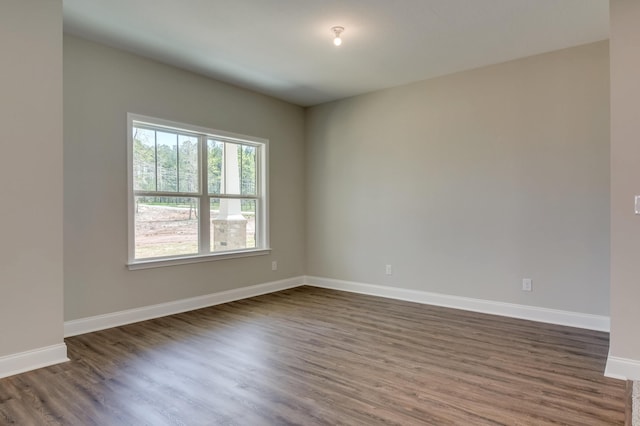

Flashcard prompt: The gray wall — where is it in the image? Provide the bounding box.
[3,5,631,376]
[610,0,640,360]
[64,36,305,321]
[0,0,64,355]
[306,41,610,315]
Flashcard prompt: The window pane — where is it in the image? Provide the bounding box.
[178,135,199,193]
[207,139,223,194]
[130,116,267,263]
[132,127,156,191]
[240,145,257,196]
[210,198,256,252]
[223,142,242,196]
[134,196,199,259]
[157,131,178,192]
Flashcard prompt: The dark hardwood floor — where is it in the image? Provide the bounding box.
[0,286,625,425]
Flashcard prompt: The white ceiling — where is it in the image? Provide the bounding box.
[63,0,609,107]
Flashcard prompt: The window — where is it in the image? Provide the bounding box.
[127,114,269,268]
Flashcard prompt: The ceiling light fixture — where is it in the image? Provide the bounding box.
[331,26,344,46]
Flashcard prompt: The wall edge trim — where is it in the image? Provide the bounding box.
[605,354,640,381]
[304,276,610,332]
[0,343,69,380]
[64,276,305,337]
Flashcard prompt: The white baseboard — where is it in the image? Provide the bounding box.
[0,343,69,380]
[63,274,610,337]
[304,276,610,332]
[64,276,304,337]
[4,277,610,380]
[605,355,640,381]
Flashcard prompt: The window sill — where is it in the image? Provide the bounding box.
[127,248,271,270]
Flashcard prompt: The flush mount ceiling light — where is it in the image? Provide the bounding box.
[331,26,345,46]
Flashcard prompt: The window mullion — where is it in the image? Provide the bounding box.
[214,194,259,200]
[133,191,199,198]
[175,134,180,193]
[257,146,263,248]
[199,135,210,254]
[154,130,158,191]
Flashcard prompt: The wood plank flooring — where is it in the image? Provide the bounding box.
[0,286,625,425]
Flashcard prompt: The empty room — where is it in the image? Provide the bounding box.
[1,0,639,424]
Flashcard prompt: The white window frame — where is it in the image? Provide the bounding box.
[127,113,270,270]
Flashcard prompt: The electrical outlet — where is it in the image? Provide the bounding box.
[271,261,278,271]
[385,264,393,275]
[522,278,532,292]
